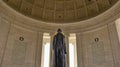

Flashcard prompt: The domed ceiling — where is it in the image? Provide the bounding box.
[3,0,118,23]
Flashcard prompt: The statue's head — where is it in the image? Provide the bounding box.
[57,28,62,33]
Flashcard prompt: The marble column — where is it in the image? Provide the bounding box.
[50,32,55,67]
[34,32,43,67]
[64,33,69,67]
[0,18,11,67]
[108,22,120,67]
[76,33,83,67]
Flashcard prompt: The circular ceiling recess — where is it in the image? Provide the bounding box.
[3,0,118,23]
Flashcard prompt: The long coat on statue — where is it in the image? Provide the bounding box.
[53,32,67,67]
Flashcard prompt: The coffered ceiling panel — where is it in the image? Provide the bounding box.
[56,2,64,11]
[32,6,43,18]
[3,0,118,23]
[6,0,22,9]
[20,1,33,15]
[43,10,54,20]
[77,7,87,19]
[34,0,44,8]
[76,0,84,9]
[87,3,99,16]
[55,11,64,21]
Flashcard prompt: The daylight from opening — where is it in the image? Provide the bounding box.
[43,43,50,67]
[69,43,74,67]
[41,33,51,67]
[69,33,77,67]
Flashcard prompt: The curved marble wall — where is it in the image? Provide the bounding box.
[0,19,39,67]
[0,15,120,67]
[76,23,120,67]
[0,0,120,67]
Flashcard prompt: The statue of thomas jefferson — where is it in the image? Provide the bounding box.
[53,29,67,67]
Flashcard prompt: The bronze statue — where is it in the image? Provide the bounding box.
[53,29,67,67]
